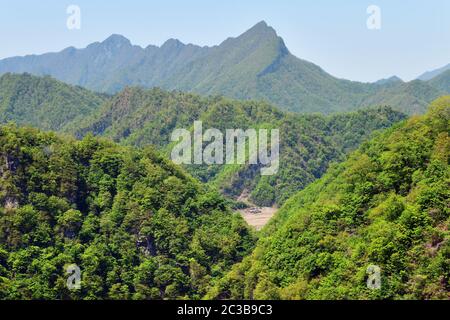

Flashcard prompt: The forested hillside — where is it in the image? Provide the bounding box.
[0,22,447,114]
[360,80,445,115]
[208,97,449,299]
[0,72,446,300]
[0,73,107,131]
[0,74,406,207]
[194,104,407,206]
[71,87,217,147]
[73,86,406,206]
[0,125,255,299]
[0,0,449,302]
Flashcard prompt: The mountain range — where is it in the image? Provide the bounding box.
[0,21,449,114]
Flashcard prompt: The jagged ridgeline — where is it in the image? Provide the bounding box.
[208,97,449,300]
[0,22,448,114]
[0,126,255,299]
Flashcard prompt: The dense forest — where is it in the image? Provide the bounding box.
[188,103,407,206]
[0,71,448,300]
[0,125,254,299]
[0,74,407,207]
[0,73,107,131]
[70,86,407,207]
[208,97,449,299]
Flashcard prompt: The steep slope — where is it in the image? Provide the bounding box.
[196,103,407,207]
[429,70,450,93]
[164,23,283,92]
[0,73,107,131]
[361,80,445,115]
[73,87,406,207]
[0,22,442,115]
[418,63,450,81]
[0,125,254,299]
[209,97,449,300]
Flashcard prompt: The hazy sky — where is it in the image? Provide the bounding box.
[0,0,449,82]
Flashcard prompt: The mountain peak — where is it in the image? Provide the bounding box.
[161,38,184,49]
[253,20,269,28]
[101,34,132,48]
[229,21,287,55]
[374,75,403,85]
[244,21,277,38]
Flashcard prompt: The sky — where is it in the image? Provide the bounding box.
[0,0,449,82]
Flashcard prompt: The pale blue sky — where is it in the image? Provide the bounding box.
[0,0,449,82]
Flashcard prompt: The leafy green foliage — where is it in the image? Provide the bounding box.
[0,125,255,299]
[209,98,450,300]
[0,73,107,131]
[0,72,406,208]
[74,86,406,207]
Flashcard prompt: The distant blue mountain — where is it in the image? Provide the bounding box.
[418,63,450,81]
[0,21,447,114]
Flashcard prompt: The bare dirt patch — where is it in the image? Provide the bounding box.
[236,189,278,230]
[239,206,278,231]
